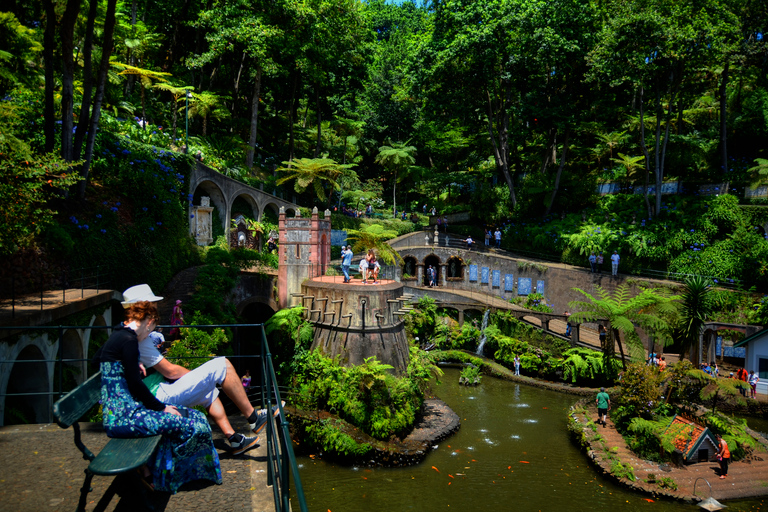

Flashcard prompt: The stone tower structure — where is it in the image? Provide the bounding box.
[277,206,331,309]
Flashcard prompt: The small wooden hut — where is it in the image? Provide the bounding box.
[664,415,719,464]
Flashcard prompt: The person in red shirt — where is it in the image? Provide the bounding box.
[737,368,749,396]
[716,435,730,479]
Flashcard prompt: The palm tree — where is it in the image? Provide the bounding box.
[596,130,627,160]
[611,153,646,185]
[677,275,715,362]
[152,82,193,141]
[275,157,355,204]
[346,224,403,266]
[112,62,171,130]
[187,91,230,136]
[375,141,416,216]
[569,284,678,373]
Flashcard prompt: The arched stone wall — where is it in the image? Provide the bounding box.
[446,256,464,279]
[402,256,417,278]
[60,328,85,386]
[191,179,227,231]
[4,345,50,425]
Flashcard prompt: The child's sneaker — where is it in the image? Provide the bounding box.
[228,433,259,455]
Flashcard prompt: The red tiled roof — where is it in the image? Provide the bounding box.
[666,416,707,457]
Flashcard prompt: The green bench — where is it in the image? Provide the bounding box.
[53,371,161,512]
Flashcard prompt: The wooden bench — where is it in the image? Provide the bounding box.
[53,371,161,512]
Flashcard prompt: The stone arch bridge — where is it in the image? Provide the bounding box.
[189,161,300,235]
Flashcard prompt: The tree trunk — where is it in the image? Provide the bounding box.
[232,51,247,123]
[288,71,299,164]
[638,86,652,219]
[125,0,138,96]
[74,0,99,161]
[720,60,729,176]
[612,327,627,371]
[485,84,517,208]
[78,0,118,199]
[314,85,322,158]
[544,128,570,217]
[42,0,56,153]
[246,66,262,169]
[60,0,82,162]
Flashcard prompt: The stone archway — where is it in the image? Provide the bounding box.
[58,328,85,388]
[423,254,441,286]
[4,345,49,425]
[192,179,227,233]
[234,299,278,378]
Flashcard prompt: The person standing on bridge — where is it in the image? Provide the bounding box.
[596,252,604,274]
[341,245,353,283]
[564,311,571,338]
[589,252,597,273]
[494,227,501,248]
[611,250,620,276]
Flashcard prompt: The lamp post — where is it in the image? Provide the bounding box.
[185,90,192,154]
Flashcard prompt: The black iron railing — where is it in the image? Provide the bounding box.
[0,322,307,512]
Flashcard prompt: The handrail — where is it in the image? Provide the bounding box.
[0,322,307,511]
[260,326,308,512]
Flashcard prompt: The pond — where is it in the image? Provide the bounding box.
[294,368,767,511]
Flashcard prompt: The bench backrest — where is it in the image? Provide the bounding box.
[53,371,102,429]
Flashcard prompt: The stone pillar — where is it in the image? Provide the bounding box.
[458,309,464,326]
[190,196,214,246]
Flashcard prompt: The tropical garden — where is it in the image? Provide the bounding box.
[2,0,768,478]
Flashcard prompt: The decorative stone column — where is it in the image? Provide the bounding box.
[190,196,214,246]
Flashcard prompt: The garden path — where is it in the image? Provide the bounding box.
[583,403,768,502]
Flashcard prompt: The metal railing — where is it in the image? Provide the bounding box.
[1,266,112,319]
[306,261,401,283]
[260,326,308,512]
[0,322,307,512]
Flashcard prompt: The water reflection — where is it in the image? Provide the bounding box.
[294,368,766,512]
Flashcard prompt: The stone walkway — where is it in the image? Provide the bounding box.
[0,415,277,512]
[573,403,768,502]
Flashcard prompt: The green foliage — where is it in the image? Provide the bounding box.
[165,328,229,370]
[609,459,636,481]
[404,296,437,342]
[655,476,678,491]
[301,418,373,457]
[292,350,436,441]
[512,292,553,313]
[0,100,81,254]
[677,275,715,359]
[626,416,672,462]
[614,363,662,421]
[459,365,481,384]
[559,348,619,385]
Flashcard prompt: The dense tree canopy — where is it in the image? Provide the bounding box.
[1,0,768,254]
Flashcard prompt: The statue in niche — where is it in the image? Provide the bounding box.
[449,259,459,278]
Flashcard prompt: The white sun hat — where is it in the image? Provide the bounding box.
[121,284,163,308]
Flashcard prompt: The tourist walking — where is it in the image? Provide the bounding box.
[442,215,448,232]
[716,435,730,479]
[359,255,370,284]
[485,229,491,246]
[658,356,667,371]
[170,299,184,338]
[749,370,759,398]
[596,387,610,427]
[598,324,607,348]
[596,252,604,274]
[738,367,749,396]
[514,355,520,376]
[588,252,597,273]
[494,227,502,248]
[341,245,353,283]
[611,250,620,276]
[369,256,381,284]
[241,370,251,388]
[427,265,436,287]
[465,235,474,251]
[564,311,571,338]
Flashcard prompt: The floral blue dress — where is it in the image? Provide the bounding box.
[100,360,222,493]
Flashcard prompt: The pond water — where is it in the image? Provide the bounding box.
[294,369,767,512]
